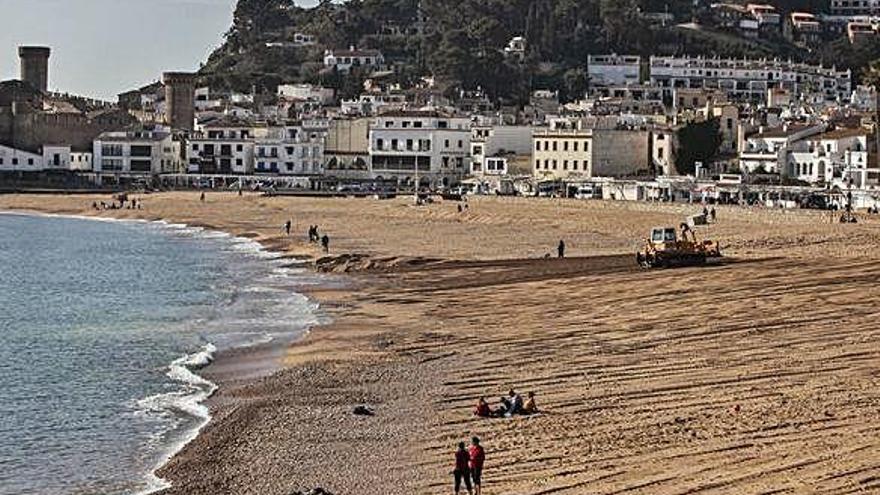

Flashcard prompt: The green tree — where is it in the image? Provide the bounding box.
[676,119,722,175]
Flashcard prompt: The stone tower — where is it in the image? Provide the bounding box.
[162,72,197,131]
[19,46,51,93]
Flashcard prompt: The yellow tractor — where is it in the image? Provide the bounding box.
[637,225,722,268]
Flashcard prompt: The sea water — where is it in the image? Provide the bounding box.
[0,213,322,495]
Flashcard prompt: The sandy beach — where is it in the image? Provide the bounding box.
[4,191,880,494]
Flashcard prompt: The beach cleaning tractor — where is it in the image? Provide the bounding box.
[637,225,722,269]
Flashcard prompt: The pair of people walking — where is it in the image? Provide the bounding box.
[453,437,485,495]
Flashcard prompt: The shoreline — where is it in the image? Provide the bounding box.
[0,208,334,495]
[5,192,880,494]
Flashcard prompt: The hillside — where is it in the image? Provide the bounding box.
[199,0,880,104]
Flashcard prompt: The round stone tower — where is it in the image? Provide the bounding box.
[19,46,51,93]
[162,72,197,132]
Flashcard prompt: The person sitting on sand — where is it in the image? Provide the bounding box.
[508,389,524,415]
[321,234,330,253]
[474,397,491,418]
[493,396,511,417]
[522,392,538,415]
[453,442,473,495]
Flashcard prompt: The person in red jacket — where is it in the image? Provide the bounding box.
[474,397,490,418]
[469,436,486,495]
[453,442,473,495]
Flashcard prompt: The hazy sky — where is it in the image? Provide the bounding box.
[0,0,321,100]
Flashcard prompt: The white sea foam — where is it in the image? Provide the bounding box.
[2,210,327,495]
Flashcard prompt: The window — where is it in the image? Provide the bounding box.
[535,141,541,151]
[385,120,394,128]
[563,160,568,170]
[413,121,423,128]
[402,121,410,128]
[286,147,295,155]
[102,144,124,157]
[12,158,18,165]
[584,141,590,152]
[28,158,34,166]
[131,160,151,172]
[406,139,413,151]
[544,159,549,169]
[658,148,665,158]
[438,121,448,129]
[377,138,384,150]
[573,141,579,152]
[445,140,450,148]
[237,144,243,152]
[236,159,243,166]
[552,160,557,170]
[573,160,578,170]
[391,139,398,150]
[458,140,463,148]
[552,141,558,151]
[473,145,483,155]
[563,141,569,152]
[192,143,199,151]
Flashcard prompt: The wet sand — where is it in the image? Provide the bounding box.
[3,192,880,494]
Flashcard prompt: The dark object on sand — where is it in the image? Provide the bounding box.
[291,488,334,495]
[353,405,374,416]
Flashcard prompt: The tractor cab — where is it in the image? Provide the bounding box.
[650,227,678,245]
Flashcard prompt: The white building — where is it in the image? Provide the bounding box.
[93,127,180,176]
[587,54,642,87]
[831,0,880,16]
[277,84,335,105]
[784,128,870,185]
[369,110,471,187]
[254,125,324,176]
[188,120,256,175]
[341,93,407,116]
[739,123,825,174]
[470,125,534,176]
[0,145,46,172]
[324,48,385,73]
[0,144,92,173]
[649,56,852,102]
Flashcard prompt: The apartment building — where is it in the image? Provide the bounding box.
[831,0,880,16]
[587,54,642,87]
[368,110,471,187]
[93,126,180,176]
[649,56,851,102]
[254,126,324,176]
[470,125,534,176]
[532,128,650,180]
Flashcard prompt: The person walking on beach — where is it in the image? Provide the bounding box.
[469,437,485,495]
[558,239,566,259]
[710,207,717,223]
[283,220,292,236]
[321,234,330,253]
[200,192,206,203]
[453,442,473,495]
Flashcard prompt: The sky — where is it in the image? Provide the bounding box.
[0,0,322,100]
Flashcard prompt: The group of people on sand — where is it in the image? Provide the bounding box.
[474,390,538,418]
[308,225,330,253]
[452,437,485,495]
[92,199,141,211]
[282,221,330,252]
